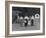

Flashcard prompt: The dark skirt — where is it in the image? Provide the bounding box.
[24,19,28,27]
[31,19,34,26]
[25,23,27,27]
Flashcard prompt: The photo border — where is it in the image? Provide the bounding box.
[10,3,43,34]
[5,1,45,37]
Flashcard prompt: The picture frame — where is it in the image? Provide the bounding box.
[5,1,45,37]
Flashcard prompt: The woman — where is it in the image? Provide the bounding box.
[31,16,34,26]
[31,19,34,26]
[24,19,28,27]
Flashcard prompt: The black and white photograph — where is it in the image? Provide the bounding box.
[10,4,43,34]
[5,2,45,37]
[12,7,40,31]
[9,4,44,34]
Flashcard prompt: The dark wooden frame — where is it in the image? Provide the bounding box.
[5,1,45,37]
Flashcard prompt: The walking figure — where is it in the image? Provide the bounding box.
[31,19,34,26]
[24,19,28,27]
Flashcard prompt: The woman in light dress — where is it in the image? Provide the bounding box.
[31,16,34,26]
[24,16,29,27]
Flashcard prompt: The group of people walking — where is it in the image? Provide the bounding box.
[16,16,34,27]
[23,19,34,27]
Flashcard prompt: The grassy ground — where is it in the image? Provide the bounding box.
[12,22,40,31]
